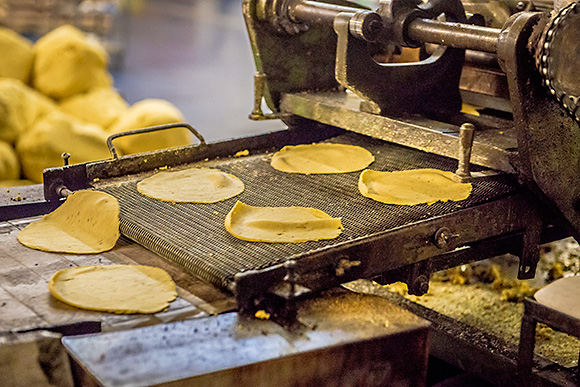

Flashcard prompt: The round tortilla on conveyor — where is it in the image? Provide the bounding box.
[49,265,177,314]
[137,167,244,203]
[17,190,120,254]
[271,143,374,174]
[358,168,472,205]
[225,201,343,243]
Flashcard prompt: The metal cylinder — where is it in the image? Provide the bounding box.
[407,18,501,53]
[289,0,356,26]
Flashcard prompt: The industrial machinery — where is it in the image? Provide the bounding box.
[3,0,580,385]
[37,0,580,311]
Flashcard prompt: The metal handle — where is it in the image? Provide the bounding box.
[106,122,206,159]
[454,123,476,183]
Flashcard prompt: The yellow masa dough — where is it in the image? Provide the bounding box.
[225,201,343,243]
[33,25,112,99]
[17,190,120,253]
[138,168,244,203]
[49,265,177,314]
[271,143,374,174]
[106,99,190,155]
[359,168,472,205]
[0,27,33,83]
[59,87,129,129]
[16,111,111,183]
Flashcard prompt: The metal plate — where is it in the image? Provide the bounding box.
[63,290,430,387]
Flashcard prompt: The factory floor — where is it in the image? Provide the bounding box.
[111,0,283,144]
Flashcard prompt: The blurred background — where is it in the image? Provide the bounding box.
[110,0,284,142]
[0,0,285,143]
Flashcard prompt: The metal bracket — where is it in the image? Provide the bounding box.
[249,72,290,121]
[333,0,466,117]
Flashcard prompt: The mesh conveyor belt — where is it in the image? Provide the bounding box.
[98,132,520,291]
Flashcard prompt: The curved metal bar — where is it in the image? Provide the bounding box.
[106,122,207,159]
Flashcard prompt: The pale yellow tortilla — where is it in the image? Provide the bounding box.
[17,190,120,253]
[225,201,343,243]
[358,168,472,205]
[137,168,244,203]
[49,265,177,314]
[271,143,374,174]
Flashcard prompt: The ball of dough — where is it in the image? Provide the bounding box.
[60,87,129,129]
[16,111,111,183]
[0,78,57,144]
[107,99,191,155]
[0,140,20,180]
[33,25,112,99]
[0,27,34,83]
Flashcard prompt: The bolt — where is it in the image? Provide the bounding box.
[411,275,430,296]
[434,227,459,249]
[61,152,71,166]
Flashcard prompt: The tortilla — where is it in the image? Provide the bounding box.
[137,168,244,203]
[271,143,374,174]
[225,201,343,243]
[17,190,120,253]
[49,265,177,314]
[358,168,472,205]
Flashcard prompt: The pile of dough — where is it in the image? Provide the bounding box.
[358,168,472,205]
[0,78,57,144]
[0,27,34,83]
[225,201,343,243]
[33,25,112,99]
[271,143,374,174]
[16,111,110,183]
[138,168,244,203]
[49,265,177,314]
[0,140,20,180]
[107,99,191,155]
[60,87,129,129]
[17,190,120,254]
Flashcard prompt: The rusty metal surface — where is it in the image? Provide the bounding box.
[281,91,518,173]
[498,11,580,239]
[63,290,430,387]
[537,2,580,124]
[242,0,352,112]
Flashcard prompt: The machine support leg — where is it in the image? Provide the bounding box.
[518,217,542,279]
[517,314,537,385]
